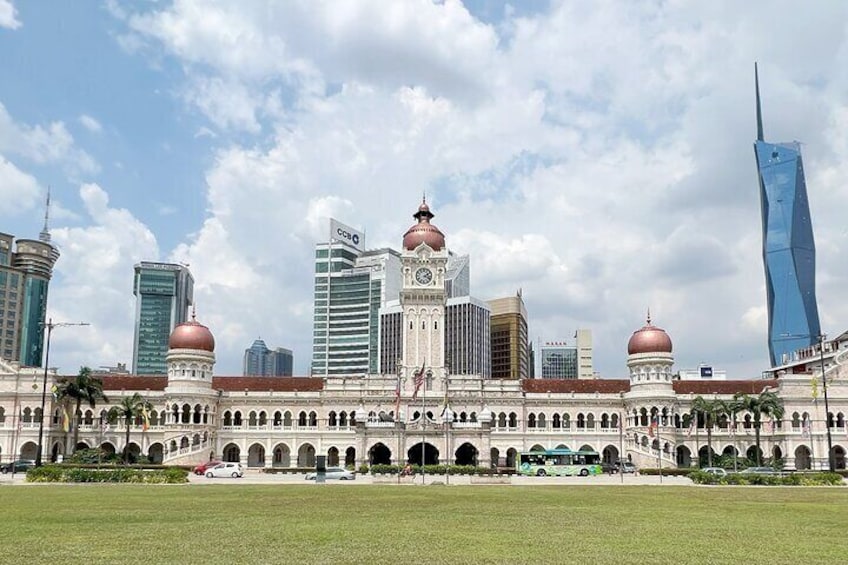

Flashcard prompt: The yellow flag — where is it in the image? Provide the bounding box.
[142,407,150,431]
[810,377,819,400]
[62,406,70,433]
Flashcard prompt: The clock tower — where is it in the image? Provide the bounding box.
[400,199,448,380]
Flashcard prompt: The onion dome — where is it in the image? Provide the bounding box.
[402,198,445,251]
[627,310,672,355]
[168,310,215,352]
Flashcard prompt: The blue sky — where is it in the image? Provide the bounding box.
[2,1,848,379]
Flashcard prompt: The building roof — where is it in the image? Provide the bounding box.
[521,379,631,394]
[672,379,778,395]
[101,375,168,391]
[212,376,324,392]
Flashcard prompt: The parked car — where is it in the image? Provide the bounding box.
[601,462,618,474]
[193,460,222,475]
[305,467,356,480]
[618,461,637,474]
[702,467,728,478]
[0,459,35,474]
[205,462,244,478]
[738,466,779,475]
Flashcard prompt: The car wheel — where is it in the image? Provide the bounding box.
[1,468,7,474]
[536,469,546,477]
[206,472,213,478]
[580,468,589,477]
[231,472,239,478]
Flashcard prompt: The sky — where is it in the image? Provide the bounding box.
[2,0,848,379]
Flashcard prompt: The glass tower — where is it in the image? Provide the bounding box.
[132,262,194,374]
[243,339,293,376]
[753,64,821,366]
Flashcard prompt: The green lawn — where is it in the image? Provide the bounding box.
[2,485,846,564]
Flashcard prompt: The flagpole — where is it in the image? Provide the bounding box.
[421,370,426,485]
[618,411,624,484]
[732,415,738,473]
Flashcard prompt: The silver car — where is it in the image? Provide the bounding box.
[205,462,244,478]
[305,467,356,480]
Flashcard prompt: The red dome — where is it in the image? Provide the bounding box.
[627,314,672,355]
[169,320,215,352]
[403,199,445,251]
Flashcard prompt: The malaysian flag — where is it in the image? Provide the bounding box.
[411,361,426,399]
[648,415,658,438]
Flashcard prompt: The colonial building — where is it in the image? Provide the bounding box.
[2,202,847,473]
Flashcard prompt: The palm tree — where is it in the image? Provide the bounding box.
[733,390,785,467]
[56,366,108,455]
[108,393,152,464]
[689,396,725,468]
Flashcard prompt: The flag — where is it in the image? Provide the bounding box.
[411,361,426,399]
[61,406,70,433]
[648,415,658,438]
[810,377,819,400]
[17,411,23,433]
[142,406,150,432]
[802,416,811,437]
[686,420,694,437]
[51,384,59,400]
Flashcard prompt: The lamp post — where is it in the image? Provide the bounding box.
[819,334,834,472]
[35,318,90,467]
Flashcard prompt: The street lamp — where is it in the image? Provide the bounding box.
[819,334,834,472]
[35,318,90,467]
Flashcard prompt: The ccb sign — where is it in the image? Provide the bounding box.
[329,219,364,251]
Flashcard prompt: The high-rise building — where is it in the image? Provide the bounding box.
[0,226,59,366]
[488,292,529,379]
[753,64,821,366]
[311,218,401,376]
[132,262,194,375]
[243,339,293,376]
[445,296,491,377]
[539,330,593,379]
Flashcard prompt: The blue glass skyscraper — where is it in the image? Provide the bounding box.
[753,63,821,366]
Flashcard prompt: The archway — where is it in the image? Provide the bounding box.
[506,448,518,469]
[328,446,340,467]
[272,443,291,467]
[369,442,392,465]
[602,445,619,465]
[298,443,316,467]
[490,447,500,468]
[794,445,811,470]
[746,445,762,465]
[676,445,692,467]
[345,447,356,467]
[454,442,478,466]
[223,443,240,463]
[148,443,163,464]
[19,441,37,460]
[407,442,439,466]
[248,443,265,467]
[50,442,64,463]
[698,445,715,467]
[75,442,90,452]
[125,443,142,463]
[833,446,846,470]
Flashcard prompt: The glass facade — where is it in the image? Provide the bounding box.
[540,344,578,379]
[18,277,48,366]
[132,263,194,375]
[755,140,821,366]
[243,339,293,376]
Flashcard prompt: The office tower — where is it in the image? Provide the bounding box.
[311,218,401,376]
[132,262,194,374]
[445,252,470,298]
[753,64,821,366]
[444,296,491,377]
[0,227,59,367]
[575,328,594,379]
[540,342,577,379]
[488,292,529,379]
[243,339,293,376]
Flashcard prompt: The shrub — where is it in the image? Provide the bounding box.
[638,468,694,477]
[66,448,122,465]
[357,464,369,474]
[26,465,188,484]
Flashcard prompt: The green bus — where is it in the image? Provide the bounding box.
[516,448,602,477]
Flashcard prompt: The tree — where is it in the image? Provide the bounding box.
[56,366,108,455]
[108,393,152,464]
[733,390,785,467]
[689,396,725,468]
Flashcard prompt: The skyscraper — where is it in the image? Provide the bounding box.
[132,262,194,374]
[753,64,821,366]
[0,227,59,367]
[243,339,293,376]
[488,292,529,379]
[539,330,593,379]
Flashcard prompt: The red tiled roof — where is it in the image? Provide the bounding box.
[521,379,630,394]
[212,376,324,392]
[101,375,168,391]
[672,379,778,395]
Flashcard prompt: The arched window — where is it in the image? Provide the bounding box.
[552,414,561,429]
[298,411,307,427]
[600,414,609,429]
[563,414,571,429]
[577,413,585,429]
[284,411,292,427]
[498,412,507,428]
[223,411,233,427]
[328,411,337,427]
[586,414,595,429]
[233,411,243,426]
[258,411,267,426]
[508,412,517,428]
[611,413,619,429]
[309,412,318,427]
[537,413,546,429]
[273,411,282,426]
[339,411,348,427]
[527,413,536,429]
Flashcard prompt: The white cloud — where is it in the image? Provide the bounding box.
[79,1,848,380]
[0,102,100,175]
[0,0,21,30]
[0,154,39,215]
[78,114,103,133]
[49,183,160,372]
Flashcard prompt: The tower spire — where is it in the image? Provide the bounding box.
[755,62,764,141]
[39,186,52,243]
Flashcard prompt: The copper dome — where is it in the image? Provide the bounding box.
[169,319,215,352]
[402,199,445,251]
[627,313,672,355]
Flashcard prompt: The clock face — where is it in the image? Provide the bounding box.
[415,268,433,285]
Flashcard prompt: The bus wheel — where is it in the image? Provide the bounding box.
[536,469,547,477]
[579,468,589,477]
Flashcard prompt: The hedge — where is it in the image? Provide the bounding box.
[637,468,694,477]
[689,470,844,486]
[368,464,500,476]
[26,465,189,484]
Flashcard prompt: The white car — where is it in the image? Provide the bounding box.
[305,467,356,480]
[205,462,244,478]
[702,467,727,478]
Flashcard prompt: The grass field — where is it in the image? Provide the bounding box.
[2,485,846,564]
